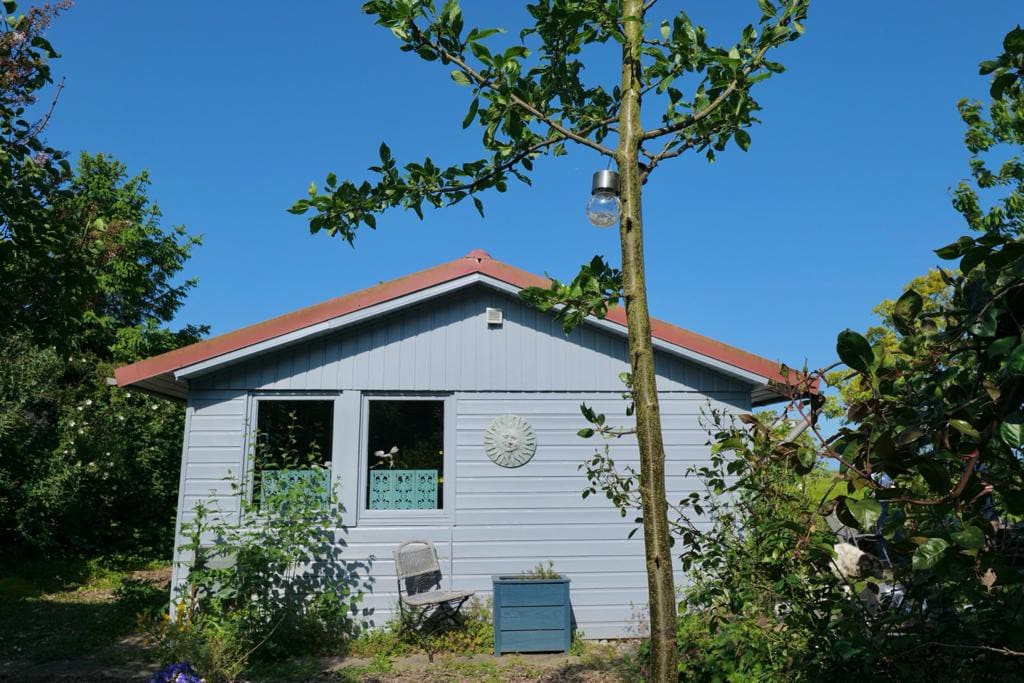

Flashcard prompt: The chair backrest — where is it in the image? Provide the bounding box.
[393,540,442,597]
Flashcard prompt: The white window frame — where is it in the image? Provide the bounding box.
[243,391,343,511]
[356,392,455,526]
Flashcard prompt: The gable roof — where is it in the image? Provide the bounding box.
[115,249,809,404]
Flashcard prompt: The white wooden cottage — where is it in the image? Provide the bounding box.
[115,249,798,638]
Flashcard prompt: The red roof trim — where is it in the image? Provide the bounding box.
[115,250,800,390]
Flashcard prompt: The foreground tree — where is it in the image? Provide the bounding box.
[292,1,810,676]
[0,2,206,558]
[713,27,1024,676]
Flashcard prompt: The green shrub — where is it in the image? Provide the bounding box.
[143,473,369,681]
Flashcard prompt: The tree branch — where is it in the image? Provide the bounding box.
[641,43,771,141]
[438,47,617,158]
[27,76,64,139]
[640,137,694,182]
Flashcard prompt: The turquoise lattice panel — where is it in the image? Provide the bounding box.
[260,468,331,510]
[368,469,438,509]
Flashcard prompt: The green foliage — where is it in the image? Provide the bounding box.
[292,0,809,244]
[0,1,72,261]
[0,4,205,561]
[155,475,367,673]
[700,27,1024,677]
[0,338,185,557]
[625,409,847,681]
[520,255,622,333]
[518,560,560,579]
[824,269,954,420]
[1,152,206,360]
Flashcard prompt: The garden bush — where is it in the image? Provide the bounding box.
[143,474,369,682]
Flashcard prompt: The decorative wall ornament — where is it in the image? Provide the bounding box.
[484,414,537,468]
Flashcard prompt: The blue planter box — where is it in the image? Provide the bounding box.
[492,575,571,654]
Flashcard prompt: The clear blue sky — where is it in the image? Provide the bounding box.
[43,1,1021,374]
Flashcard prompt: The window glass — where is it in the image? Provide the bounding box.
[253,400,333,510]
[366,400,444,510]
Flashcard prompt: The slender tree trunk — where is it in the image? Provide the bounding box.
[617,2,678,681]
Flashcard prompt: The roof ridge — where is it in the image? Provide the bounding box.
[115,250,805,397]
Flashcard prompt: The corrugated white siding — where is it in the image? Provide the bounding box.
[171,285,756,638]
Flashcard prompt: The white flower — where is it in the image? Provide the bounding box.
[77,406,83,412]
[85,399,92,406]
[69,420,76,427]
[78,429,84,435]
[151,404,158,410]
[374,450,385,457]
[126,392,132,398]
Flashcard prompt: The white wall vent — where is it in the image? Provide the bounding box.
[485,307,504,326]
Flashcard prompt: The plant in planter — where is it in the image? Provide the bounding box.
[492,562,571,654]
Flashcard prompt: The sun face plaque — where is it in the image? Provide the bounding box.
[483,415,537,468]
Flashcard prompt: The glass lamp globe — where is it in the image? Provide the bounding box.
[586,170,620,227]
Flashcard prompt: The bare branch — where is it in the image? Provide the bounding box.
[27,76,64,139]
[639,137,693,182]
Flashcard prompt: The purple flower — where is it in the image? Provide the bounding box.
[149,661,203,683]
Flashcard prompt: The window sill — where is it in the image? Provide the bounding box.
[357,509,452,527]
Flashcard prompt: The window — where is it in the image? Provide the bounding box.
[252,399,333,510]
[365,399,444,510]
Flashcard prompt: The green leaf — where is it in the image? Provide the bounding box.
[1003,26,1024,54]
[472,196,484,217]
[912,537,949,571]
[462,97,479,129]
[843,497,882,531]
[450,70,472,86]
[1000,413,1024,448]
[836,329,874,373]
[892,289,922,334]
[577,428,595,438]
[916,461,950,492]
[978,59,1001,75]
[1007,344,1024,375]
[951,526,985,550]
[991,73,1016,100]
[988,336,1016,360]
[2,0,15,13]
[734,129,751,151]
[949,419,980,440]
[934,236,973,260]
